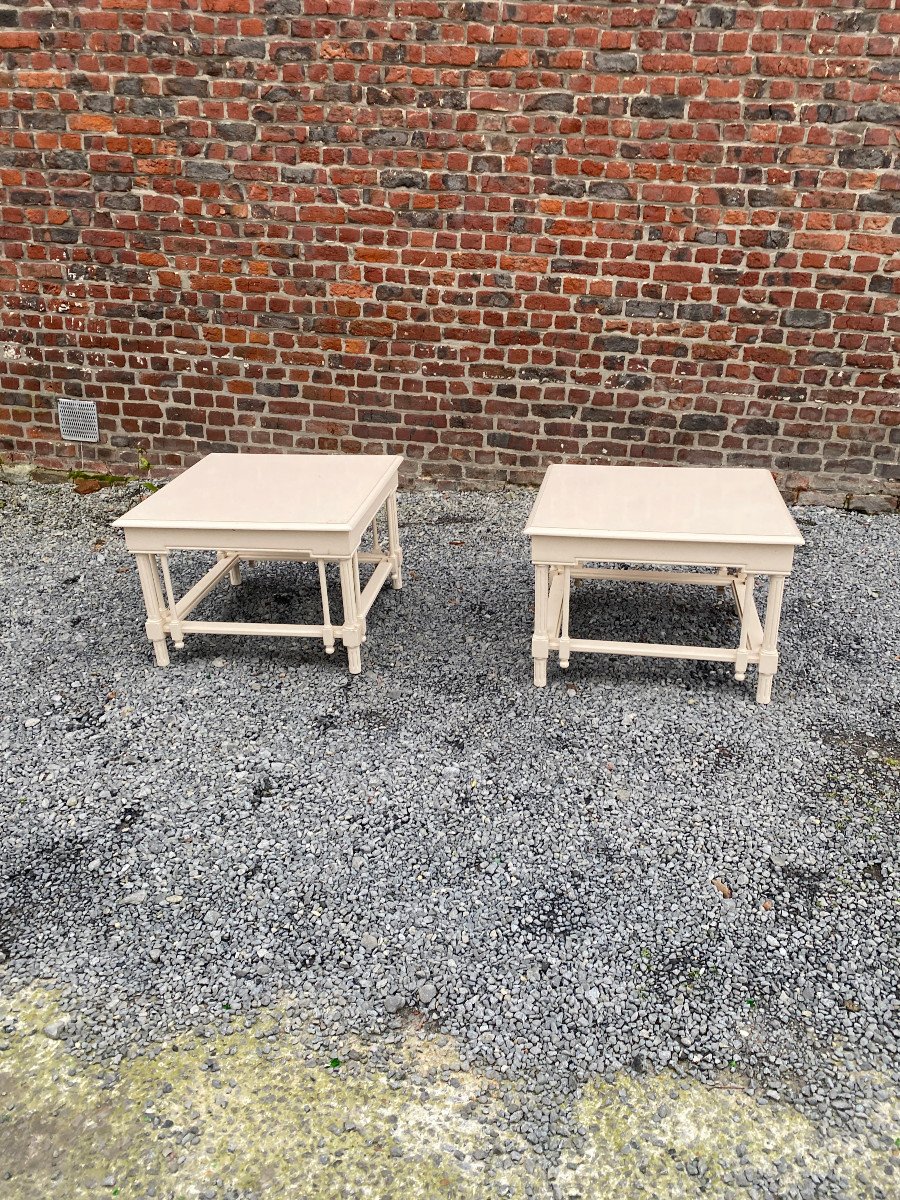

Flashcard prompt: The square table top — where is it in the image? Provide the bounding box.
[113,453,402,532]
[524,466,804,546]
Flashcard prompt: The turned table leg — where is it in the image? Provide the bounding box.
[386,489,403,590]
[339,556,363,674]
[135,553,170,667]
[532,563,550,687]
[756,574,786,704]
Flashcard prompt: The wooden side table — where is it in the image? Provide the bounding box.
[524,466,804,703]
[113,453,403,674]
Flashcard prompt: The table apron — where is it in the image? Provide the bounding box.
[529,536,795,575]
[123,527,356,557]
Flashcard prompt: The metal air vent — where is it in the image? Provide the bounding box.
[58,398,99,443]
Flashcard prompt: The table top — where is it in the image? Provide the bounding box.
[113,453,402,531]
[525,466,804,546]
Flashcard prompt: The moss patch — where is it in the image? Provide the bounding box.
[0,989,897,1199]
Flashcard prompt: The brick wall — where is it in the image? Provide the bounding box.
[0,0,898,509]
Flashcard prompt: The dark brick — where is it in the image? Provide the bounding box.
[524,93,574,113]
[575,297,623,315]
[441,174,469,191]
[472,155,503,173]
[815,104,851,124]
[216,122,256,142]
[739,418,779,436]
[835,11,876,32]
[163,77,209,98]
[92,175,132,192]
[858,192,900,213]
[695,230,729,245]
[224,38,267,58]
[680,414,728,431]
[678,303,723,322]
[869,275,896,293]
[520,367,566,383]
[114,78,144,96]
[477,47,502,66]
[588,181,632,200]
[551,258,597,275]
[184,161,231,182]
[631,96,685,120]
[625,300,676,319]
[85,95,114,114]
[362,129,409,147]
[418,89,467,110]
[140,35,180,56]
[593,53,638,73]
[838,146,890,170]
[46,151,88,170]
[698,6,736,29]
[54,190,95,209]
[859,103,900,125]
[380,169,427,189]
[23,113,67,131]
[748,189,778,208]
[762,230,790,249]
[282,166,317,184]
[273,44,313,64]
[398,209,439,228]
[104,194,140,211]
[547,179,586,197]
[0,9,18,26]
[781,308,831,329]
[599,336,639,352]
[130,98,177,118]
[305,125,338,144]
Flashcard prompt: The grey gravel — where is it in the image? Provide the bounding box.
[0,478,898,1195]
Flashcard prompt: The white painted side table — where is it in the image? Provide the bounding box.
[524,466,804,703]
[113,453,403,674]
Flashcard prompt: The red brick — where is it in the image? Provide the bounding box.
[0,1,892,504]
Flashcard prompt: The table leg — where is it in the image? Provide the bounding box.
[559,566,572,669]
[339,557,363,674]
[158,553,185,648]
[353,551,366,643]
[134,553,170,667]
[532,563,550,687]
[734,572,755,682]
[386,490,403,590]
[318,560,335,655]
[217,550,241,587]
[756,574,786,704]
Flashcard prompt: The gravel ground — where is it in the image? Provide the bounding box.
[0,477,898,1198]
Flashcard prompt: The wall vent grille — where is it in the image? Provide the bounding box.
[58,399,99,443]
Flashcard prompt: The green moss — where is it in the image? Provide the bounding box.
[68,470,130,486]
[0,988,896,1199]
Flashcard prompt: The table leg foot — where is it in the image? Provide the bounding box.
[534,657,547,687]
[150,633,170,667]
[387,491,403,589]
[348,646,362,674]
[756,673,774,704]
